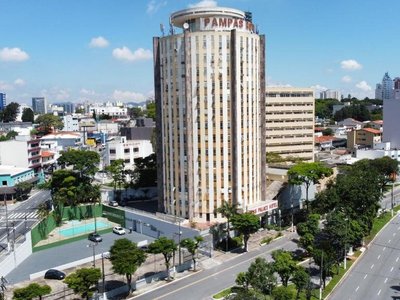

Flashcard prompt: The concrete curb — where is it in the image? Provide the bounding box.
[325,211,399,299]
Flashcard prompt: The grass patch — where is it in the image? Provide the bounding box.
[213,287,232,299]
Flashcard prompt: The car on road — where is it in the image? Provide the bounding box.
[112,226,126,235]
[108,200,118,207]
[88,232,102,242]
[44,269,65,280]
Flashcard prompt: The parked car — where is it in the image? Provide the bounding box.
[108,200,118,207]
[112,226,126,235]
[44,269,65,280]
[88,232,102,242]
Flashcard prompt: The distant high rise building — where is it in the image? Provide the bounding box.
[54,102,75,114]
[375,83,383,100]
[319,89,341,100]
[375,72,393,100]
[154,6,266,222]
[0,93,6,110]
[394,77,400,100]
[32,97,47,114]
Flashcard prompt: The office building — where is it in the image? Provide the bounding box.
[394,77,400,100]
[154,6,266,222]
[0,93,6,110]
[383,97,400,148]
[375,72,394,100]
[266,87,315,162]
[32,97,47,114]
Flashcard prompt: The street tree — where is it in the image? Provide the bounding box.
[292,266,310,299]
[369,157,398,191]
[296,213,320,253]
[35,113,63,134]
[235,272,250,290]
[109,239,147,291]
[246,257,276,295]
[132,153,157,187]
[231,212,260,252]
[145,101,156,120]
[272,286,295,300]
[180,236,204,271]
[271,249,297,287]
[14,181,33,201]
[288,162,333,210]
[13,283,51,300]
[148,237,177,281]
[21,107,34,122]
[216,201,238,239]
[64,267,101,300]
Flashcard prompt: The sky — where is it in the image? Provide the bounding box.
[1,0,400,105]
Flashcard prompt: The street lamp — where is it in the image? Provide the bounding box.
[344,218,348,270]
[87,242,98,267]
[101,253,107,300]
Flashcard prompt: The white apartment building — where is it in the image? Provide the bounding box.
[63,115,80,132]
[320,89,341,100]
[89,102,127,117]
[104,136,153,169]
[266,87,315,162]
[383,97,400,148]
[154,7,267,222]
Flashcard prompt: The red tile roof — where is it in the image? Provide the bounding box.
[41,151,55,158]
[362,128,381,134]
[315,136,335,143]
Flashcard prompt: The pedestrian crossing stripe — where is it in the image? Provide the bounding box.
[0,212,38,220]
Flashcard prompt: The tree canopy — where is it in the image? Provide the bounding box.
[109,239,147,291]
[271,249,297,287]
[12,283,51,300]
[180,236,204,271]
[1,102,20,122]
[34,113,63,134]
[148,237,177,280]
[58,149,100,177]
[64,268,101,300]
[231,213,260,252]
[21,107,34,122]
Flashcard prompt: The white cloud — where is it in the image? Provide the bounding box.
[112,90,147,102]
[188,0,217,8]
[14,78,25,86]
[340,59,362,70]
[355,81,372,92]
[341,75,352,83]
[40,87,71,101]
[0,81,13,91]
[310,84,328,91]
[112,47,152,62]
[0,47,29,62]
[80,88,96,96]
[89,36,109,48]
[147,0,167,14]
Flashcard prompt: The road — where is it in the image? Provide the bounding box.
[0,189,51,252]
[131,233,299,300]
[380,185,400,212]
[329,213,400,300]
[5,229,152,284]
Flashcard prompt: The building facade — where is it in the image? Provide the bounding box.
[319,89,341,100]
[383,97,400,148]
[154,7,266,222]
[394,77,400,100]
[0,93,6,110]
[266,87,315,162]
[32,97,47,114]
[347,128,382,150]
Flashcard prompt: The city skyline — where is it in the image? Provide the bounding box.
[1,0,400,104]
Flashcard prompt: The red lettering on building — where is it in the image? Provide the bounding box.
[212,18,218,27]
[219,18,227,27]
[204,17,210,27]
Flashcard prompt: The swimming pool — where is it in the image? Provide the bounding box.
[59,221,111,237]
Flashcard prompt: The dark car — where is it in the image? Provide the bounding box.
[44,269,65,280]
[88,232,102,242]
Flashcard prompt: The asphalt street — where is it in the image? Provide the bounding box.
[380,185,400,211]
[0,189,50,251]
[6,229,152,284]
[130,233,299,300]
[330,213,400,300]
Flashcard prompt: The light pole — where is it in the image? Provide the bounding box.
[344,218,348,270]
[3,194,9,249]
[178,219,182,265]
[391,179,395,217]
[291,200,294,233]
[87,242,97,267]
[319,251,324,300]
[101,253,107,300]
[278,209,281,232]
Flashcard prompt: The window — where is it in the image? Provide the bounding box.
[133,147,139,153]
[124,148,130,153]
[2,181,7,186]
[110,149,116,154]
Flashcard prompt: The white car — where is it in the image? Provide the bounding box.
[112,226,126,235]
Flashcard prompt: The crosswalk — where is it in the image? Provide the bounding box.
[0,211,38,222]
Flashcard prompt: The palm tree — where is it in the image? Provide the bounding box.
[216,201,238,239]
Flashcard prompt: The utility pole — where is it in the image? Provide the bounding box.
[344,218,348,270]
[319,252,324,300]
[392,179,395,217]
[178,218,182,266]
[101,253,107,300]
[3,194,9,249]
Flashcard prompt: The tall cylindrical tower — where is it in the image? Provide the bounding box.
[153,7,266,222]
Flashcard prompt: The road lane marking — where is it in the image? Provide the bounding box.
[389,239,392,243]
[378,289,381,295]
[364,274,368,279]
[383,247,386,251]
[355,286,359,292]
[394,233,396,237]
[391,266,394,272]
[385,278,388,283]
[396,257,399,262]
[371,264,374,269]
[378,254,381,260]
[398,226,400,230]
